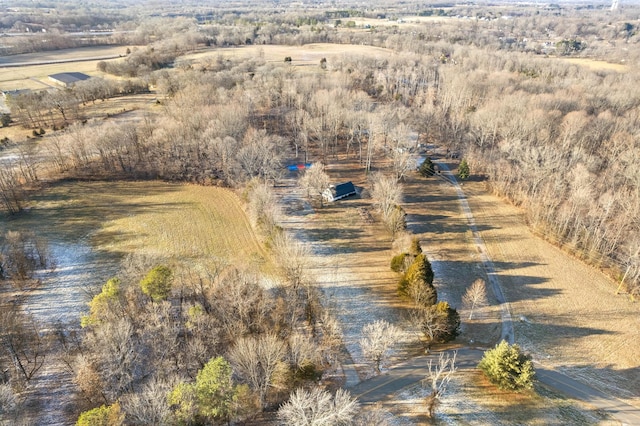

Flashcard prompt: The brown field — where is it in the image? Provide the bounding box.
[459,177,640,406]
[560,57,628,72]
[275,155,625,423]
[400,156,640,407]
[384,369,616,425]
[349,15,452,27]
[0,45,137,91]
[1,181,268,276]
[183,43,397,66]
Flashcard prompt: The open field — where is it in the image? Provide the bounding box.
[14,181,267,267]
[0,45,132,66]
[0,180,268,425]
[558,57,628,72]
[402,153,640,407]
[456,177,640,406]
[275,155,625,423]
[275,159,419,383]
[1,180,269,325]
[349,15,452,27]
[183,43,397,66]
[385,368,617,425]
[0,45,135,91]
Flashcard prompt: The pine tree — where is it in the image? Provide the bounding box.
[478,341,535,391]
[458,159,470,180]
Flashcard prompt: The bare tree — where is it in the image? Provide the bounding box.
[408,307,447,353]
[299,162,331,207]
[277,387,359,426]
[120,377,175,426]
[369,173,404,237]
[247,181,281,235]
[422,351,457,418]
[318,311,343,366]
[360,320,400,374]
[462,279,488,320]
[0,307,48,382]
[228,334,285,408]
[86,317,139,400]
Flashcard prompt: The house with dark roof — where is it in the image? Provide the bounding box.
[48,72,91,87]
[323,181,357,203]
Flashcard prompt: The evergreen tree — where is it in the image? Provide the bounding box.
[478,341,535,391]
[400,254,437,307]
[458,159,470,180]
[140,265,173,302]
[419,157,435,177]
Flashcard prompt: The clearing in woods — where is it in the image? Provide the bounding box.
[275,155,628,424]
[1,180,269,330]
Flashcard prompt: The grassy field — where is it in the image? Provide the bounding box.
[2,180,267,269]
[0,45,136,91]
[560,57,628,72]
[183,43,396,66]
[275,155,622,423]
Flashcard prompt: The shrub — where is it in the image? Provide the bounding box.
[140,265,173,301]
[76,402,123,426]
[432,301,460,342]
[0,113,10,127]
[410,238,422,256]
[478,341,535,391]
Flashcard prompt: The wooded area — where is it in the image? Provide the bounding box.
[1,0,639,423]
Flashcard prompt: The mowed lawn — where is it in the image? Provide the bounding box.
[3,181,267,269]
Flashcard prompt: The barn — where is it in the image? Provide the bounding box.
[48,72,91,87]
[323,181,357,203]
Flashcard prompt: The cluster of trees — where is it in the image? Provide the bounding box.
[392,239,460,351]
[67,244,346,423]
[8,78,149,129]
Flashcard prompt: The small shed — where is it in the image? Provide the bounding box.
[48,72,91,87]
[323,181,356,202]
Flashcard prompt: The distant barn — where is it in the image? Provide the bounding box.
[323,181,357,202]
[48,72,91,87]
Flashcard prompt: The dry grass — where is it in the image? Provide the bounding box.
[2,180,267,268]
[0,45,137,91]
[183,43,396,66]
[403,171,503,348]
[302,154,638,421]
[459,177,640,407]
[559,57,628,72]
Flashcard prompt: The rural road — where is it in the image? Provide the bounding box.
[349,347,640,425]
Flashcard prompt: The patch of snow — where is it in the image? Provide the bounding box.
[26,241,117,327]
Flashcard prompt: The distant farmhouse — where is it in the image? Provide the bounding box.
[323,181,357,203]
[48,72,91,87]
